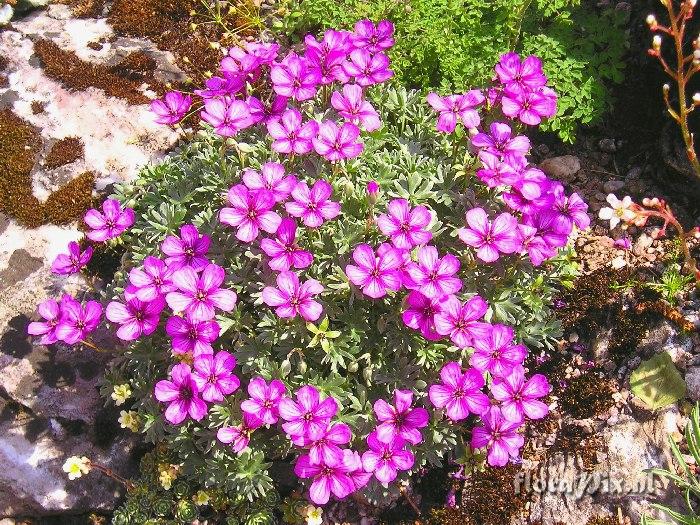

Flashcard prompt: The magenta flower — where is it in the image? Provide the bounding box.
[260,218,313,272]
[154,363,208,425]
[166,264,237,321]
[426,91,484,132]
[51,241,92,275]
[150,91,192,125]
[194,75,244,100]
[271,52,321,101]
[217,413,263,453]
[331,84,381,132]
[128,256,176,302]
[522,210,570,249]
[518,224,555,267]
[471,407,524,467]
[491,365,550,421]
[55,296,102,345]
[313,120,364,162]
[470,324,527,378]
[361,432,414,485]
[475,151,521,188]
[240,377,287,425]
[345,243,403,299]
[470,122,530,160]
[405,245,461,299]
[84,199,135,242]
[346,449,373,491]
[200,98,253,137]
[27,298,62,345]
[553,188,590,231]
[106,296,165,341]
[242,162,298,203]
[495,52,547,92]
[367,180,380,202]
[192,351,240,403]
[344,49,393,86]
[285,179,340,228]
[161,224,211,272]
[279,385,338,439]
[219,185,282,243]
[428,362,490,421]
[352,19,395,53]
[165,316,220,356]
[294,453,355,505]
[305,36,351,85]
[402,290,442,341]
[292,422,352,466]
[376,198,433,249]
[458,208,522,263]
[501,86,557,126]
[267,109,319,155]
[262,270,323,321]
[374,389,429,445]
[433,295,490,348]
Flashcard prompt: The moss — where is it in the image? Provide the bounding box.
[110,51,157,81]
[44,137,83,169]
[0,55,7,71]
[33,39,158,104]
[69,0,105,18]
[549,424,606,471]
[30,101,45,114]
[43,172,96,224]
[0,75,8,89]
[559,371,617,420]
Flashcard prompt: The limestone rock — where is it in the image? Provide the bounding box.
[540,155,581,182]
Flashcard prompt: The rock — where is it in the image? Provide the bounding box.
[539,155,581,183]
[603,180,625,194]
[685,367,700,401]
[626,167,642,181]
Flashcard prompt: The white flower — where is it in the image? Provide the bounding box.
[305,505,323,525]
[62,456,91,480]
[111,384,132,406]
[118,410,140,432]
[193,490,210,506]
[598,194,635,229]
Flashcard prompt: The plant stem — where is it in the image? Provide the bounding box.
[90,462,135,490]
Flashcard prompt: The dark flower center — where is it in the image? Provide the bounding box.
[180,385,193,400]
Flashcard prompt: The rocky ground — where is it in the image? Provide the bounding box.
[0,2,699,525]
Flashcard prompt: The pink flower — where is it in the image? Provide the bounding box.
[374,389,429,445]
[242,162,298,203]
[150,91,192,125]
[402,290,442,341]
[194,75,245,100]
[260,218,313,272]
[471,407,524,467]
[331,84,381,132]
[267,108,319,155]
[292,423,352,466]
[470,122,530,160]
[166,264,237,322]
[271,52,321,101]
[501,86,557,126]
[458,208,522,263]
[165,316,220,356]
[345,243,403,299]
[161,224,211,272]
[240,377,287,425]
[313,120,364,162]
[262,270,323,321]
[27,298,62,345]
[55,295,102,345]
[433,295,490,348]
[279,385,338,439]
[426,91,484,132]
[200,98,253,137]
[475,151,521,188]
[305,33,352,85]
[294,453,356,505]
[154,363,207,425]
[405,245,462,299]
[367,180,380,202]
[84,199,135,242]
[192,351,240,403]
[346,449,373,491]
[491,365,550,421]
[470,324,527,378]
[219,185,282,243]
[217,413,263,453]
[361,432,414,484]
[428,362,490,421]
[106,296,165,341]
[128,256,176,302]
[352,19,395,53]
[344,49,393,86]
[51,241,92,275]
[376,198,433,249]
[285,179,340,228]
[553,188,590,231]
[495,52,547,92]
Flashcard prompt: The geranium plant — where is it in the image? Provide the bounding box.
[30,21,586,523]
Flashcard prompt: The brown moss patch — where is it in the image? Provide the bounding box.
[0,75,8,89]
[549,424,606,471]
[0,55,7,71]
[87,41,104,50]
[44,137,83,169]
[33,39,157,104]
[30,101,45,114]
[69,0,105,18]
[110,51,157,81]
[43,172,96,224]
[559,371,617,420]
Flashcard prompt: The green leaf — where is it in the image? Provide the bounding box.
[630,352,687,410]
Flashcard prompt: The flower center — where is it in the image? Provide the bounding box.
[196,290,207,301]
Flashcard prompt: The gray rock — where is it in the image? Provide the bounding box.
[539,155,581,183]
[685,367,700,401]
[603,180,625,194]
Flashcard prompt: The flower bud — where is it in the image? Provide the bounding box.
[298,359,307,374]
[367,180,379,205]
[363,366,373,384]
[190,23,197,31]
[280,359,291,377]
[646,14,657,28]
[348,361,359,373]
[209,41,220,50]
[653,35,662,51]
[642,197,651,206]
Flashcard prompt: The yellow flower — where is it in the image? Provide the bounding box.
[118,410,140,432]
[111,384,132,406]
[305,505,323,525]
[193,490,210,506]
[62,456,91,480]
[159,464,180,490]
